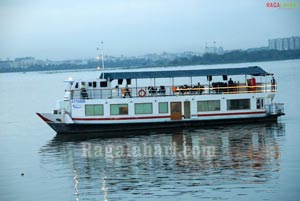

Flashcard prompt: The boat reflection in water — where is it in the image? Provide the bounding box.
[40,123,285,200]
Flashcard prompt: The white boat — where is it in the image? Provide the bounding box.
[37,66,285,135]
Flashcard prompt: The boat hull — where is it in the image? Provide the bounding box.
[46,114,282,136]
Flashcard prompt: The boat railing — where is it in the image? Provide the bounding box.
[265,103,285,115]
[69,82,277,100]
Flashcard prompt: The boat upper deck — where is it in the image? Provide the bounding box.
[66,66,277,100]
[69,82,277,100]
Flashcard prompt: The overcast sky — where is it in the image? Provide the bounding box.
[1,0,300,60]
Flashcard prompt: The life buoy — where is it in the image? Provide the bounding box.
[138,89,146,97]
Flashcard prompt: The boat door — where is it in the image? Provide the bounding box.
[171,102,182,120]
[184,101,191,119]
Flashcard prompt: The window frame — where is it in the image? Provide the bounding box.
[93,81,97,88]
[197,100,220,112]
[110,104,129,115]
[158,102,169,114]
[85,104,104,116]
[134,103,153,115]
[100,81,108,88]
[227,99,251,110]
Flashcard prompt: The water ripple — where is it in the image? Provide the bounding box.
[38,123,285,200]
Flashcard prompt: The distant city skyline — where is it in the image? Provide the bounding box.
[1,0,300,60]
[269,36,300,50]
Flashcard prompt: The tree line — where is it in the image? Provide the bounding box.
[170,49,300,66]
[1,49,300,73]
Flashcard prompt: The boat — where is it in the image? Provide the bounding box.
[37,66,285,135]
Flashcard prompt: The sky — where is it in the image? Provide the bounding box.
[1,0,300,60]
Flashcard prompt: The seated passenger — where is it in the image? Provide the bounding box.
[123,84,131,98]
[148,86,157,96]
[158,86,166,95]
[228,78,233,86]
[80,87,88,99]
[172,86,178,94]
[228,78,234,92]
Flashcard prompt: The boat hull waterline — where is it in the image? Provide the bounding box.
[37,112,282,135]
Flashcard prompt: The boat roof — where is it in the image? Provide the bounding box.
[102,66,272,80]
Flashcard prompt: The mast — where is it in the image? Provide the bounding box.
[97,41,105,79]
[101,41,105,70]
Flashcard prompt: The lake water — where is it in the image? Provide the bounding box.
[0,59,300,201]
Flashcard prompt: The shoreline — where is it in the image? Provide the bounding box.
[1,55,300,74]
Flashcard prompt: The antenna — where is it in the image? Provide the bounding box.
[97,41,105,79]
[97,41,105,70]
[96,47,100,70]
[101,41,105,70]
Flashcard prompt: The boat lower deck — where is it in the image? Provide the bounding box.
[49,114,282,135]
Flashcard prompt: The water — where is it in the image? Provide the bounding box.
[0,59,300,201]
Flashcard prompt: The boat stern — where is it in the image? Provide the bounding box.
[265,103,285,117]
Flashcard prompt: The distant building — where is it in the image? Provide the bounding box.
[277,38,283,50]
[269,36,300,50]
[283,38,289,50]
[14,57,36,68]
[205,42,224,55]
[269,39,277,49]
[289,38,295,50]
[295,37,300,49]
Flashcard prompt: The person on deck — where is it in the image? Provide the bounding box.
[124,84,131,98]
[80,83,88,99]
[228,78,234,92]
[271,76,276,92]
[228,78,233,86]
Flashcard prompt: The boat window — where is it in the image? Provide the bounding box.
[75,82,79,89]
[100,81,108,87]
[197,100,220,112]
[135,103,152,114]
[159,102,168,114]
[227,99,250,110]
[88,82,92,87]
[93,82,97,88]
[110,104,128,115]
[256,98,264,109]
[85,104,104,116]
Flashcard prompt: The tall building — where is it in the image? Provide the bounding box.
[283,38,289,50]
[295,37,300,49]
[204,42,224,55]
[276,38,283,50]
[269,36,300,50]
[289,37,295,50]
[268,39,277,49]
